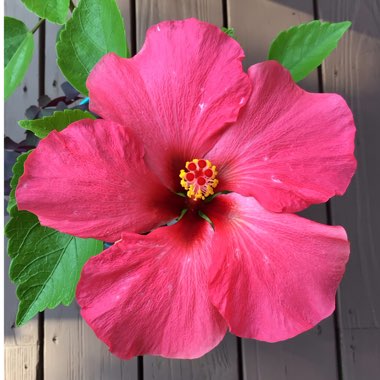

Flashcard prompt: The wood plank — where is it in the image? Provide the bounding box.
[144,334,239,380]
[43,2,137,379]
[4,1,40,379]
[242,319,338,380]
[44,304,138,380]
[44,21,66,100]
[4,1,39,142]
[318,1,380,379]
[136,0,223,50]
[227,0,318,88]
[228,1,341,379]
[45,0,132,99]
[136,1,240,378]
[4,237,39,380]
[340,328,380,380]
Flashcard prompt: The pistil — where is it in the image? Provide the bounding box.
[179,159,218,200]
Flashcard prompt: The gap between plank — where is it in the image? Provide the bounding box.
[36,18,46,380]
[237,336,244,380]
[130,0,137,56]
[222,0,228,28]
[138,355,144,380]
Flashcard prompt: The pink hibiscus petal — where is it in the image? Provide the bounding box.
[76,214,227,359]
[16,119,181,242]
[207,193,349,342]
[207,61,356,212]
[87,18,251,190]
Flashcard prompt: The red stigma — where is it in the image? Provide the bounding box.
[180,159,219,200]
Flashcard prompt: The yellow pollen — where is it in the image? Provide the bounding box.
[179,159,218,200]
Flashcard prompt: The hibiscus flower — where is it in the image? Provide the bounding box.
[16,18,356,359]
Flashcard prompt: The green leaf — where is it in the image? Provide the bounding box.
[4,17,35,100]
[198,210,215,231]
[5,150,103,325]
[7,151,33,216]
[204,190,232,203]
[56,0,129,94]
[19,109,95,138]
[21,0,70,24]
[221,27,236,39]
[167,208,188,226]
[268,20,351,82]
[6,211,103,325]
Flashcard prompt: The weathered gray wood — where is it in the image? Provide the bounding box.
[4,1,40,379]
[228,1,341,379]
[43,2,138,379]
[136,1,240,378]
[339,328,380,380]
[45,0,132,99]
[227,0,317,83]
[4,1,40,142]
[318,1,380,379]
[136,0,223,50]
[144,334,239,380]
[45,22,66,100]
[242,319,339,380]
[4,233,39,380]
[44,304,138,380]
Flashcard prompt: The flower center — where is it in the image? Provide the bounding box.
[179,159,218,200]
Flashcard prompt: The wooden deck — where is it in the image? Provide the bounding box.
[4,0,380,379]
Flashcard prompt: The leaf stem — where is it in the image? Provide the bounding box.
[31,18,45,34]
[69,0,76,12]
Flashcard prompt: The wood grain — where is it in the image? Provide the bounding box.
[228,1,341,379]
[144,334,239,380]
[45,21,66,100]
[242,319,339,380]
[45,0,132,99]
[4,239,39,380]
[4,1,40,379]
[44,304,138,380]
[135,1,240,378]
[318,1,380,379]
[4,0,39,142]
[136,0,223,50]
